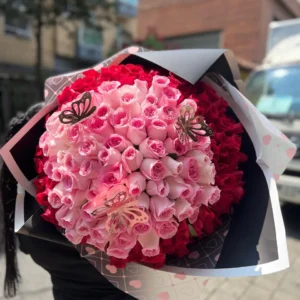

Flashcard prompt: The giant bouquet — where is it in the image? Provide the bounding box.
[34,63,246,268]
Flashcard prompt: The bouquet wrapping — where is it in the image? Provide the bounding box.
[0,46,296,300]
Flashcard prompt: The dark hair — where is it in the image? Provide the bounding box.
[0,102,44,298]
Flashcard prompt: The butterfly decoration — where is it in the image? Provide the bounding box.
[175,105,213,144]
[92,191,149,234]
[59,92,96,125]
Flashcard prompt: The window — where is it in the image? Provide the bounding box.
[77,24,103,62]
[117,0,139,18]
[165,31,221,49]
[5,15,31,38]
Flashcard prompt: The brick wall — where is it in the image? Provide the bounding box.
[138,0,300,64]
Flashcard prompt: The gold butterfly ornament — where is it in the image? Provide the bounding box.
[92,191,149,234]
[175,105,213,144]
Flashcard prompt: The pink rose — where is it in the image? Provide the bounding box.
[165,176,192,199]
[119,84,141,117]
[126,172,146,196]
[164,138,188,156]
[185,150,215,184]
[146,180,170,197]
[109,108,129,136]
[86,117,114,139]
[193,185,221,206]
[159,105,179,124]
[42,137,68,157]
[138,228,160,257]
[160,86,181,106]
[75,217,93,236]
[98,81,121,109]
[139,138,167,159]
[45,112,61,136]
[179,99,198,113]
[141,104,158,125]
[57,150,67,164]
[189,207,199,224]
[154,219,178,239]
[64,152,83,172]
[43,157,57,179]
[62,171,89,191]
[106,184,128,200]
[199,164,216,185]
[127,118,147,145]
[192,136,211,153]
[67,124,83,145]
[90,218,109,243]
[177,156,200,182]
[161,156,183,176]
[53,123,68,139]
[147,119,167,141]
[184,180,201,204]
[86,238,106,251]
[167,123,178,139]
[141,159,166,181]
[132,222,151,236]
[99,163,127,188]
[65,229,83,245]
[150,75,170,98]
[115,231,137,250]
[98,147,121,166]
[90,90,104,106]
[134,79,148,103]
[52,166,65,182]
[150,196,175,221]
[185,150,210,166]
[122,146,143,173]
[137,192,150,209]
[96,102,111,120]
[82,192,107,221]
[173,198,194,222]
[107,239,131,259]
[143,93,158,105]
[78,136,99,157]
[105,134,131,152]
[55,206,80,229]
[48,183,64,209]
[62,190,86,208]
[79,159,102,178]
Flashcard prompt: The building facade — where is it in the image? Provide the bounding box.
[137,0,300,75]
[0,0,138,139]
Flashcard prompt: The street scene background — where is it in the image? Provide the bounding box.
[1,0,300,299]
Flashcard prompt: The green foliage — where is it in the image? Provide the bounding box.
[0,0,114,31]
[142,34,164,50]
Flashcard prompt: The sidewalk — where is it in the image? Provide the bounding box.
[0,203,299,300]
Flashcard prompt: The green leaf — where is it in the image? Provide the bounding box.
[188,224,198,237]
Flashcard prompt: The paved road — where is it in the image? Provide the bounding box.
[0,203,300,300]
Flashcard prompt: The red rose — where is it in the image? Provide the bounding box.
[36,190,50,206]
[173,220,191,257]
[57,86,79,105]
[41,206,58,226]
[45,178,57,189]
[193,206,220,236]
[35,146,43,158]
[141,252,166,269]
[160,238,174,255]
[110,257,127,269]
[34,176,46,192]
[34,157,45,174]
